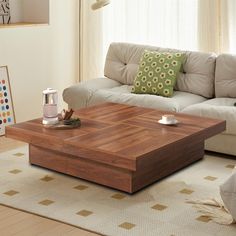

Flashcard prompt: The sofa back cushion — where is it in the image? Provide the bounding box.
[104,42,216,98]
[215,54,236,98]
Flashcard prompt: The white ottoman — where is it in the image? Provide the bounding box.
[220,169,236,221]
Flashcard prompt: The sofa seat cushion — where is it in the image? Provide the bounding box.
[205,133,236,156]
[181,98,236,135]
[88,85,206,112]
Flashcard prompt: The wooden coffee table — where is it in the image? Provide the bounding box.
[6,103,226,193]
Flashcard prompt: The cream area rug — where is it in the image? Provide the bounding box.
[1,146,236,236]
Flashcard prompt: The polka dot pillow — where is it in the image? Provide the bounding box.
[132,50,186,97]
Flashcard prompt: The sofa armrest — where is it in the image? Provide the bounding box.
[63,77,121,109]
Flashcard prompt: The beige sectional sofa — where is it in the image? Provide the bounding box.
[63,42,236,156]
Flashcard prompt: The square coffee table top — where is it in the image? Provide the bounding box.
[6,103,226,171]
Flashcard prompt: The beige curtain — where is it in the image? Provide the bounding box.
[78,0,236,82]
[224,0,236,53]
[78,0,104,82]
[198,0,230,53]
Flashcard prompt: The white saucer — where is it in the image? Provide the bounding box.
[158,119,179,125]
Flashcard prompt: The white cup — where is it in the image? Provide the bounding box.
[162,114,175,123]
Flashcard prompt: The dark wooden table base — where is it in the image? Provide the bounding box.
[30,140,204,193]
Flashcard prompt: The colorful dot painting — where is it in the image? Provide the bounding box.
[0,67,15,136]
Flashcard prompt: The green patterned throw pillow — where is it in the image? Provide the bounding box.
[132,50,186,97]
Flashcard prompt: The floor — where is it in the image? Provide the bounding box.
[0,136,100,236]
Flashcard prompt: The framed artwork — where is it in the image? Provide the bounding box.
[0,0,10,24]
[0,66,15,136]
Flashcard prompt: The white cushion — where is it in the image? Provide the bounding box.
[181,98,236,135]
[63,78,121,109]
[205,134,236,156]
[216,54,236,98]
[88,85,206,112]
[220,170,236,221]
[104,42,216,98]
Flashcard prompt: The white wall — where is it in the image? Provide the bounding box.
[0,0,78,122]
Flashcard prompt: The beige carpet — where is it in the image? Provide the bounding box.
[1,145,236,236]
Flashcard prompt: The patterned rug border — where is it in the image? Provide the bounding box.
[0,203,104,236]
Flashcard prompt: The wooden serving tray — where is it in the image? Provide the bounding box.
[45,120,81,130]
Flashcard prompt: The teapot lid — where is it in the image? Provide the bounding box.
[43,88,57,95]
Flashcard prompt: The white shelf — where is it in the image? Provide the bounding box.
[0,22,49,28]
